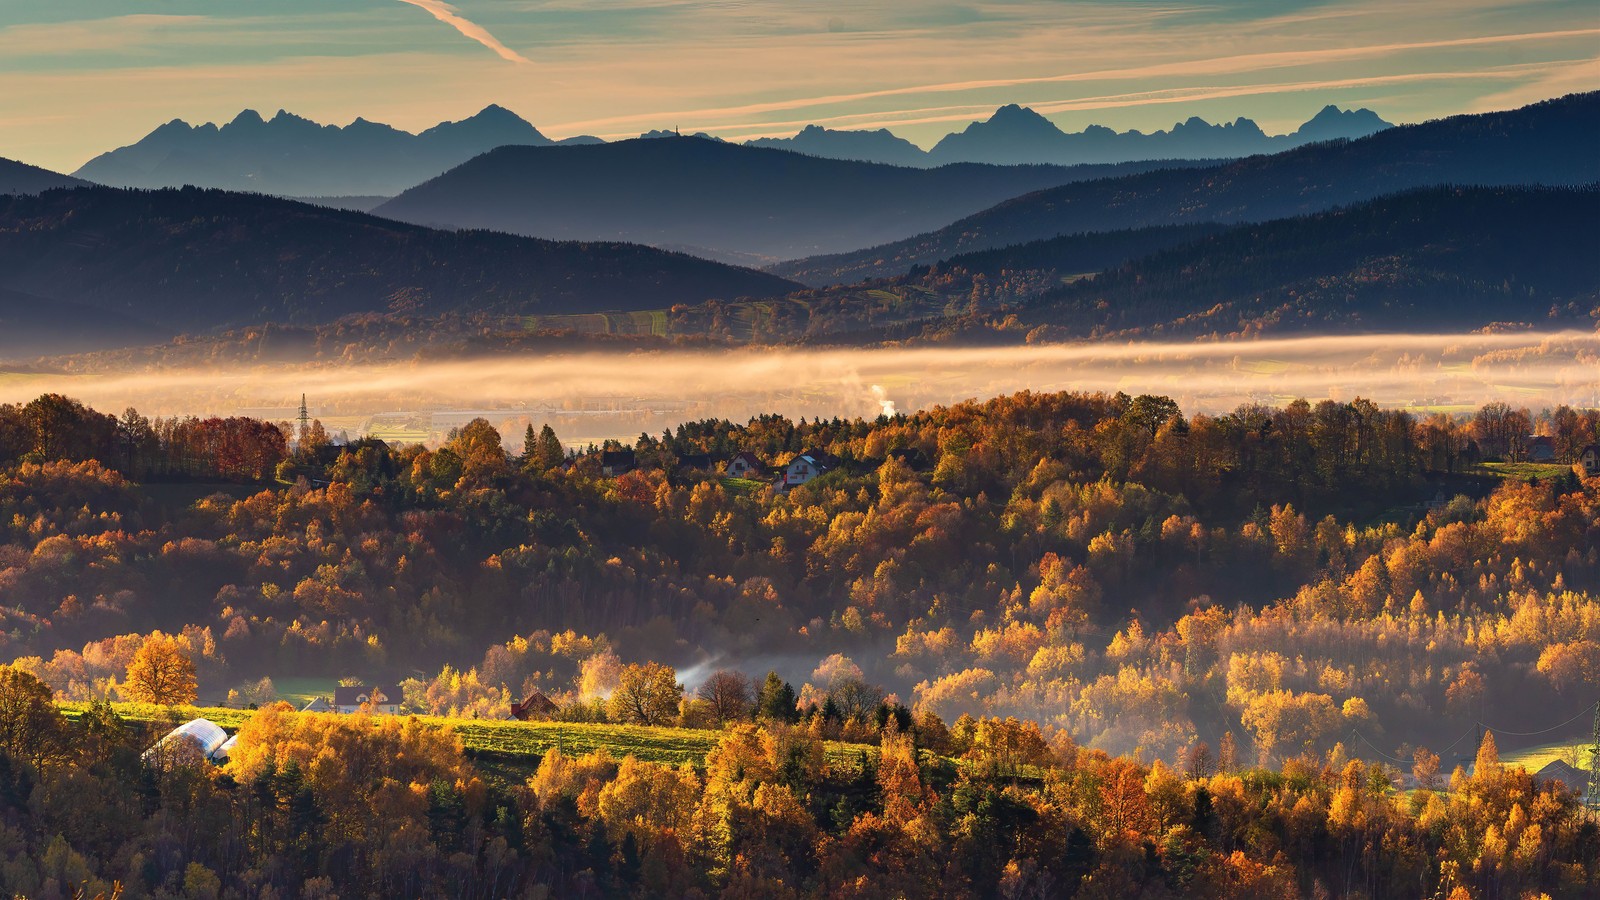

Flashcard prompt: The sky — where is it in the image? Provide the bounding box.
[0,0,1596,172]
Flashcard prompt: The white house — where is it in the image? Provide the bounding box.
[726,452,766,479]
[784,451,836,488]
[1581,443,1600,477]
[333,684,402,715]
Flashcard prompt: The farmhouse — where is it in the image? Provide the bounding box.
[725,451,766,478]
[1533,760,1589,799]
[1526,436,1556,462]
[1581,443,1600,476]
[510,689,559,721]
[676,453,712,472]
[601,449,636,476]
[301,697,332,712]
[783,450,838,488]
[333,684,402,715]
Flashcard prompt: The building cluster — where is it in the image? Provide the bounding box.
[598,446,934,490]
[298,684,403,715]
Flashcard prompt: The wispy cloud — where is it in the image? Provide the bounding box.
[547,27,1600,134]
[707,60,1589,142]
[394,0,530,64]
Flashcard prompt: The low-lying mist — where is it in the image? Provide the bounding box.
[3,331,1596,443]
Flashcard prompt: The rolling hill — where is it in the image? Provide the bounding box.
[0,186,799,349]
[0,287,168,359]
[1,156,90,195]
[773,92,1600,285]
[372,137,1215,263]
[886,185,1600,343]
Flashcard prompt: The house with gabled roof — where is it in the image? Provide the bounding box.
[601,449,636,476]
[783,449,838,488]
[1581,443,1600,477]
[333,684,402,715]
[676,453,712,472]
[725,451,766,479]
[1533,759,1589,798]
[510,689,559,721]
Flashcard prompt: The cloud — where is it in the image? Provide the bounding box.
[547,26,1600,134]
[394,0,530,64]
[708,60,1589,142]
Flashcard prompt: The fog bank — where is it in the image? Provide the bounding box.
[2,332,1594,444]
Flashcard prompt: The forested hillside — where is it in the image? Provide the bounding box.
[530,185,1600,348]
[3,391,1597,752]
[0,186,798,342]
[896,185,1600,343]
[0,390,1596,896]
[775,92,1600,285]
[0,156,88,195]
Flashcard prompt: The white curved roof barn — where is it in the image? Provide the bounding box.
[143,718,231,764]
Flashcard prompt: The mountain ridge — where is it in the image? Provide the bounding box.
[373,137,1218,262]
[1,157,91,195]
[72,105,599,197]
[66,103,1393,197]
[771,92,1600,285]
[923,103,1390,166]
[0,185,799,356]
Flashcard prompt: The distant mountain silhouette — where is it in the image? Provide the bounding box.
[746,125,930,168]
[374,138,1214,262]
[773,93,1600,285]
[1291,105,1392,143]
[1,157,90,195]
[72,106,577,196]
[0,186,799,351]
[923,103,1392,166]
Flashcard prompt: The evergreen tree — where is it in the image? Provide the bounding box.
[757,671,799,723]
[537,424,565,471]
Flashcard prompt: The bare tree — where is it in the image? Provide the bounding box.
[697,670,753,724]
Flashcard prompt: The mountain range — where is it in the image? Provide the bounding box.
[0,186,797,358]
[921,104,1391,166]
[372,139,1214,263]
[773,92,1600,285]
[72,105,602,197]
[67,104,1393,199]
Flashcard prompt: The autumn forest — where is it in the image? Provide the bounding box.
[0,388,1593,897]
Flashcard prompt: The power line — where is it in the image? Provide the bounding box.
[1476,701,1598,737]
[1349,729,1411,765]
[1348,703,1597,770]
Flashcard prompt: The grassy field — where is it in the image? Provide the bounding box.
[57,701,882,780]
[1473,461,1574,481]
[1500,738,1595,774]
[265,677,335,707]
[719,476,770,496]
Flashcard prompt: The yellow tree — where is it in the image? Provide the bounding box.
[0,665,69,769]
[608,661,683,726]
[123,632,198,705]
